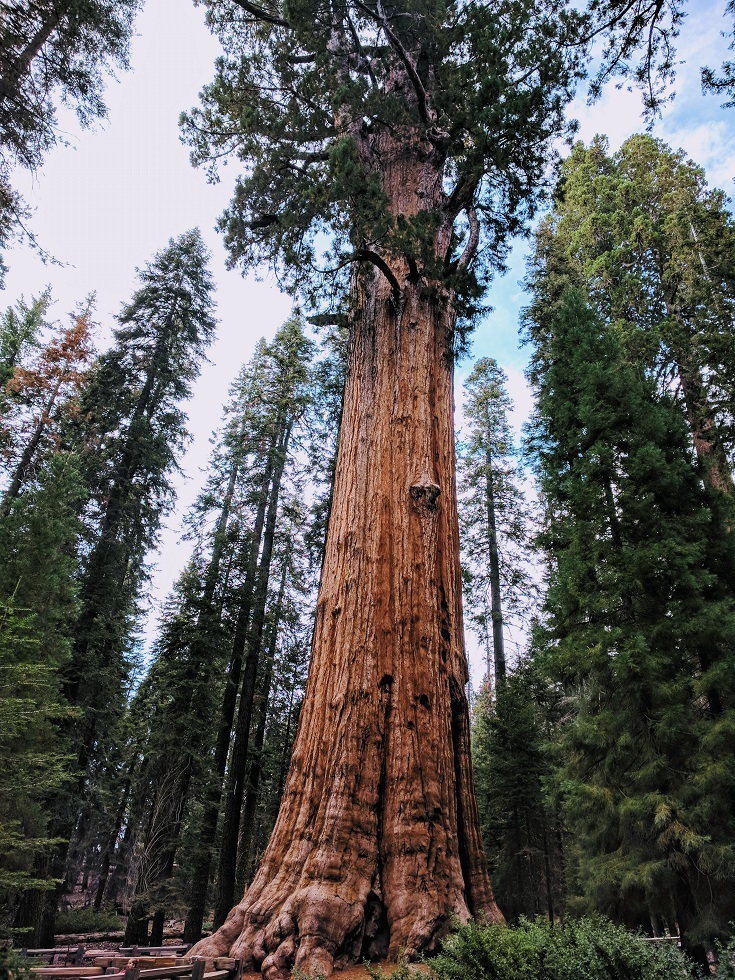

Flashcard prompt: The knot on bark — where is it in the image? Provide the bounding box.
[409,474,441,512]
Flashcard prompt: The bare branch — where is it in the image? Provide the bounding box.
[456,206,480,270]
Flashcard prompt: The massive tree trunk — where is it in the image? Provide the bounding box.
[190,140,500,978]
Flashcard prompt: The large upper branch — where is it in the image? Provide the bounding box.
[230,0,291,28]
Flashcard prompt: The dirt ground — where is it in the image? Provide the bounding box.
[239,964,431,979]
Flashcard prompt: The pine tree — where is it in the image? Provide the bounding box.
[212,315,313,929]
[32,229,216,945]
[102,316,315,945]
[0,291,50,401]
[458,358,535,686]
[182,338,281,945]
[68,228,217,778]
[0,452,84,938]
[0,290,50,459]
[120,561,231,946]
[526,287,735,967]
[472,660,564,925]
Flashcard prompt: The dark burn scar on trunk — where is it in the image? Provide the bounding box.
[409,475,440,511]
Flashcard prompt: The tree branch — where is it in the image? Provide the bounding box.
[456,207,480,271]
[230,0,290,29]
[354,0,430,124]
[346,12,379,89]
[356,247,403,301]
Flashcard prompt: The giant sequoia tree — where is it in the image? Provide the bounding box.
[183,0,692,975]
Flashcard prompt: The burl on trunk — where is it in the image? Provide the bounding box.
[190,145,502,978]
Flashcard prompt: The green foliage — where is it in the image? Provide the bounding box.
[0,291,50,400]
[28,231,219,942]
[525,286,735,949]
[529,134,735,490]
[472,666,563,924]
[714,933,735,980]
[182,0,588,334]
[54,906,124,935]
[429,919,690,980]
[68,228,217,771]
[0,0,140,277]
[109,315,320,939]
[0,0,141,171]
[0,948,33,980]
[0,452,83,935]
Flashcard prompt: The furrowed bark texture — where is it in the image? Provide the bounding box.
[190,143,501,978]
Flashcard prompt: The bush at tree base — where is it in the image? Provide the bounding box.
[428,918,692,980]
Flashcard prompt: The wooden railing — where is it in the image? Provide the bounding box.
[22,947,242,980]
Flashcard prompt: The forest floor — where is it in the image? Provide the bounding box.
[238,964,430,978]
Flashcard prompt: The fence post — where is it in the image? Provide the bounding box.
[190,960,205,980]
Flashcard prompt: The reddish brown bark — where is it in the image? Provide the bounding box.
[190,140,501,978]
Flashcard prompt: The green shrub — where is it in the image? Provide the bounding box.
[428,918,690,980]
[0,948,33,980]
[54,907,124,935]
[715,934,735,980]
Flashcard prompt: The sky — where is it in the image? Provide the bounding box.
[3,0,735,680]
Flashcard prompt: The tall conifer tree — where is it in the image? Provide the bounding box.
[526,287,735,967]
[0,453,84,937]
[531,134,735,491]
[457,358,534,686]
[33,230,216,944]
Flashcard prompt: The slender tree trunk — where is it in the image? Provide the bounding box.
[214,419,293,928]
[484,441,505,686]
[184,430,280,944]
[94,760,135,911]
[658,288,733,494]
[189,141,501,978]
[235,555,290,896]
[276,677,297,802]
